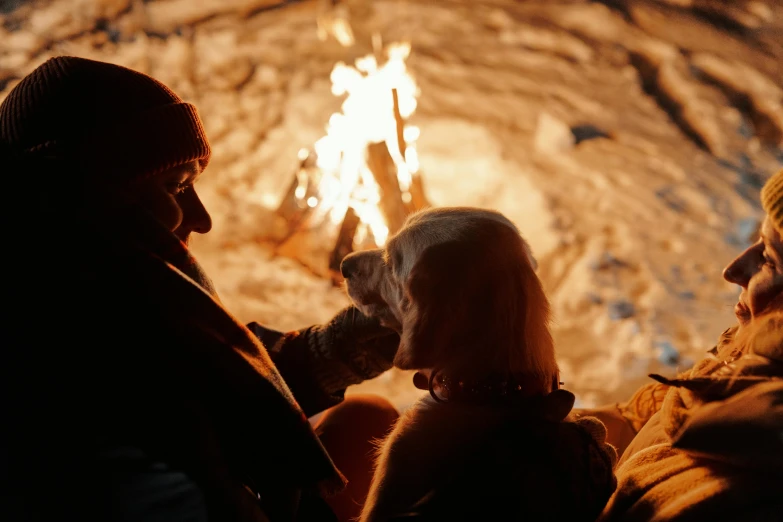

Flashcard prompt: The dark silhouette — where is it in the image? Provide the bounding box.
[0,56,400,522]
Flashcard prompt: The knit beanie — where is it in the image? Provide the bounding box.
[0,56,210,183]
[761,168,783,234]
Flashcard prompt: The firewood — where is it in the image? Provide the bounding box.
[392,88,407,157]
[366,141,408,235]
[275,172,307,222]
[272,150,319,243]
[407,174,429,212]
[391,87,429,214]
[274,217,335,280]
[328,206,361,284]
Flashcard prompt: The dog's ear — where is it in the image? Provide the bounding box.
[398,220,557,391]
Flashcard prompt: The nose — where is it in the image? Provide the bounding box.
[182,189,213,235]
[723,262,742,286]
[341,255,359,278]
[723,248,754,287]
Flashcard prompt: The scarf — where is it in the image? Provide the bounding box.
[113,208,347,491]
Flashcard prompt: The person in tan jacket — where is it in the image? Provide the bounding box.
[579,169,783,521]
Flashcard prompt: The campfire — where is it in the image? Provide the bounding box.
[266,15,429,284]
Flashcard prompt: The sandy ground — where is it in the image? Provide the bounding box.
[2,0,781,409]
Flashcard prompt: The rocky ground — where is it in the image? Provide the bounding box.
[2,0,781,408]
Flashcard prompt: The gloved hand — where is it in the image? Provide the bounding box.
[312,305,400,370]
[248,306,400,415]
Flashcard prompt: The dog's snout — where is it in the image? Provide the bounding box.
[341,255,359,278]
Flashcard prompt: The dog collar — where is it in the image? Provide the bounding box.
[423,370,563,404]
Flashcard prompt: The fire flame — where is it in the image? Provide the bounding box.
[295,42,421,247]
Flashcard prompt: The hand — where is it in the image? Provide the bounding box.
[314,306,400,378]
[324,305,399,346]
[247,306,400,398]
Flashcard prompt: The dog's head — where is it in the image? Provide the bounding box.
[342,207,557,392]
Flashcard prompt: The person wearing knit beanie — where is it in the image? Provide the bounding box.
[2,57,400,522]
[760,168,783,234]
[1,56,214,241]
[579,169,783,455]
[592,170,783,522]
[722,168,783,329]
[1,55,210,181]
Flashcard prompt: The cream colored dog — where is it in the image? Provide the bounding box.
[341,207,617,522]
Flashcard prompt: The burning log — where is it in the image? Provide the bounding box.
[392,88,407,158]
[328,206,361,284]
[367,141,408,236]
[391,87,429,214]
[272,149,319,242]
[407,175,428,213]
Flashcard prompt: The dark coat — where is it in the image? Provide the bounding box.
[2,208,346,522]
